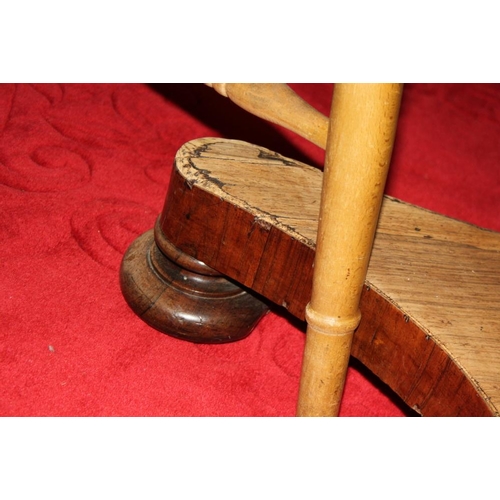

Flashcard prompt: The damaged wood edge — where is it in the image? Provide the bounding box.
[178,139,319,249]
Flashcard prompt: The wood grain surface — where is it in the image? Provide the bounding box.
[158,137,500,416]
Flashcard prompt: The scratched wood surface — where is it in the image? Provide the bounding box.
[159,137,500,416]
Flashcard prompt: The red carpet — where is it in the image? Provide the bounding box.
[1,83,499,416]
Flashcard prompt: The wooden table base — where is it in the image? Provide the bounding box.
[120,137,500,417]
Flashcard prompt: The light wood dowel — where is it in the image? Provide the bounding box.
[206,83,329,149]
[297,84,403,417]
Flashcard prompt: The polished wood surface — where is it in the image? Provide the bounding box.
[120,225,269,343]
[158,137,500,416]
[297,84,403,416]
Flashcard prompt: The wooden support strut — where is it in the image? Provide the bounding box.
[297,84,403,416]
[206,83,329,149]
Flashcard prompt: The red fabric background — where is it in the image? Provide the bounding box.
[1,83,499,416]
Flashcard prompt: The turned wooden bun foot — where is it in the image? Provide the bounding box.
[120,221,270,343]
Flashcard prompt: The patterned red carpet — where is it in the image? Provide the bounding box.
[1,83,499,416]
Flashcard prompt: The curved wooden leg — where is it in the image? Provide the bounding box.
[129,136,497,416]
[120,220,269,343]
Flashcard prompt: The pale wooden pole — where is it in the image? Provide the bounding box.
[297,83,403,417]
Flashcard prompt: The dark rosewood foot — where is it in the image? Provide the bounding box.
[120,221,269,343]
